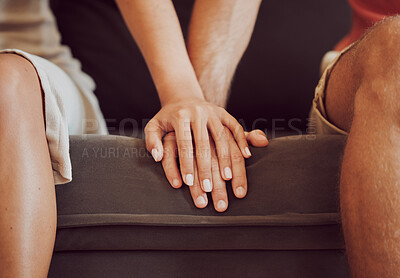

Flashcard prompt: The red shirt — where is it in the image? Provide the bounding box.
[335,0,400,50]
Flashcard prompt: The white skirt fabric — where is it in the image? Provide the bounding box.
[0,49,108,185]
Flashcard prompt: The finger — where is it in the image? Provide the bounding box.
[210,141,228,212]
[246,129,269,147]
[161,132,182,188]
[174,116,194,186]
[222,113,251,158]
[192,119,212,192]
[227,130,247,198]
[208,120,232,181]
[144,118,164,162]
[189,159,208,209]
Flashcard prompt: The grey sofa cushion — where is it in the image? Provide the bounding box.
[54,135,346,252]
[49,250,349,278]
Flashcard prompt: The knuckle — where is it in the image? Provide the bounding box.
[232,126,245,140]
[235,124,244,134]
[195,140,209,150]
[212,187,226,195]
[145,140,155,152]
[178,139,193,151]
[197,151,211,161]
[223,127,233,139]
[217,146,230,159]
[182,164,194,173]
[144,120,157,133]
[209,116,221,124]
[211,158,220,170]
[231,153,244,164]
[196,145,210,159]
[214,127,227,142]
[219,152,231,161]
[162,163,175,173]
[197,160,210,171]
[233,173,246,181]
[198,168,210,178]
[239,125,245,134]
[193,105,204,115]
[161,156,174,168]
[176,109,189,120]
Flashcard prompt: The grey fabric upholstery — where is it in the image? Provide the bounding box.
[48,135,349,277]
[49,250,349,278]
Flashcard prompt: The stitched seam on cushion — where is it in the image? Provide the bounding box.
[57,212,341,228]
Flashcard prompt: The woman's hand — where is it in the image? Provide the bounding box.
[145,98,251,190]
[160,129,268,212]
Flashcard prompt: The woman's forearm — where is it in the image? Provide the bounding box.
[115,0,204,106]
[188,0,262,107]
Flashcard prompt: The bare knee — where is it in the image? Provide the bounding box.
[0,53,43,121]
[322,16,400,131]
[0,53,41,96]
[0,53,38,80]
[352,17,400,120]
[358,16,400,74]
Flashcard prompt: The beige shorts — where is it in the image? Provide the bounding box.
[0,49,108,185]
[309,43,356,135]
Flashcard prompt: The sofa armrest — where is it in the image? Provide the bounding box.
[54,134,346,252]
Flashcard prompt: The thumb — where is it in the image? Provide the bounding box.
[246,129,269,147]
[145,119,165,162]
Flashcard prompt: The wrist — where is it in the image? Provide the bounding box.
[156,75,205,106]
[161,91,205,107]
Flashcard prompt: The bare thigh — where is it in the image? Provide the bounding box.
[324,43,364,132]
[0,53,56,277]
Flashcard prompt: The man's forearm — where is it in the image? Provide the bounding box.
[188,0,262,107]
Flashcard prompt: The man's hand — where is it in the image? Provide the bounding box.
[161,129,268,212]
[145,98,251,190]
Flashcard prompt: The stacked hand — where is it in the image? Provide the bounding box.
[115,0,266,212]
[145,98,268,212]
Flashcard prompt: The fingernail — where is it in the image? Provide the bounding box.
[217,200,227,211]
[224,167,232,179]
[244,147,252,157]
[185,174,194,186]
[202,179,212,192]
[196,196,207,207]
[172,178,180,187]
[236,186,246,197]
[151,148,162,162]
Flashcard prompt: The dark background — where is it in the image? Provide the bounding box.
[50,0,351,136]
